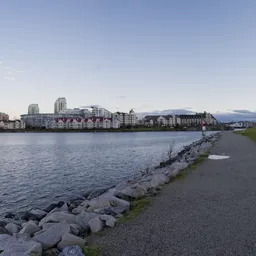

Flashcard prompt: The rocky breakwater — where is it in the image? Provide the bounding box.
[0,133,220,256]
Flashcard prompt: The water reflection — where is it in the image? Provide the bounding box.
[0,131,206,216]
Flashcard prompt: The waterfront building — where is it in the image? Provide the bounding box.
[0,119,25,129]
[143,112,216,127]
[54,97,67,114]
[21,98,133,129]
[0,112,9,121]
[46,117,120,129]
[91,107,112,118]
[115,109,137,127]
[143,115,181,127]
[59,108,92,117]
[21,113,83,128]
[28,104,39,115]
[179,112,216,126]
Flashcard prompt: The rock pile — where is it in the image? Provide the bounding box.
[0,133,219,255]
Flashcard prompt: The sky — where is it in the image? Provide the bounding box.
[1,0,256,121]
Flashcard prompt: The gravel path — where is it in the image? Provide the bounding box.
[96,132,256,256]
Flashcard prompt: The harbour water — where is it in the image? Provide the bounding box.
[0,131,209,217]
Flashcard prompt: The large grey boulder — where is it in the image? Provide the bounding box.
[69,224,81,236]
[115,181,129,191]
[87,187,110,200]
[59,245,85,256]
[99,215,116,228]
[30,209,47,220]
[49,207,62,214]
[119,184,147,199]
[80,200,89,207]
[44,201,65,213]
[164,168,180,179]
[139,181,153,191]
[33,221,70,250]
[72,205,86,215]
[86,197,111,212]
[75,212,98,229]
[188,148,200,158]
[5,222,20,234]
[110,196,130,212]
[34,230,45,236]
[2,218,24,226]
[87,195,130,214]
[20,220,40,235]
[150,174,168,188]
[42,222,58,230]
[101,181,128,197]
[39,212,77,227]
[199,142,211,150]
[57,233,86,250]
[93,207,113,215]
[43,248,60,256]
[0,234,42,256]
[13,233,31,239]
[88,216,104,233]
[72,200,89,214]
[60,203,69,212]
[170,162,189,172]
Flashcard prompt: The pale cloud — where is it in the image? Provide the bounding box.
[134,104,153,111]
[115,95,128,99]
[0,61,25,81]
[92,64,101,73]
[3,66,24,73]
[4,76,15,81]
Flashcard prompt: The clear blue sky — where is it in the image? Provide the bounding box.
[1,0,256,119]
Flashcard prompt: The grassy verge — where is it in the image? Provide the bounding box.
[166,152,210,181]
[118,198,152,223]
[190,152,209,169]
[83,245,102,256]
[235,128,256,141]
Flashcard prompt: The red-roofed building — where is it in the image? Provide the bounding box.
[46,117,120,129]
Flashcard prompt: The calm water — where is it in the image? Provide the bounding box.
[0,131,205,217]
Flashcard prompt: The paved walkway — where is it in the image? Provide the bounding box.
[96,132,256,256]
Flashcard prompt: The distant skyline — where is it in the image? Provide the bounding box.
[1,0,256,121]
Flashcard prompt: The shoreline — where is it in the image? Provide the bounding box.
[0,132,220,255]
[0,126,223,133]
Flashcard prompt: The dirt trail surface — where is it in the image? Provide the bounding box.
[96,132,256,256]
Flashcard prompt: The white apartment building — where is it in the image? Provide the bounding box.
[179,112,217,126]
[0,120,26,130]
[54,98,67,114]
[46,117,120,129]
[144,115,181,127]
[144,112,216,127]
[28,104,39,115]
[115,109,137,127]
[91,107,112,118]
